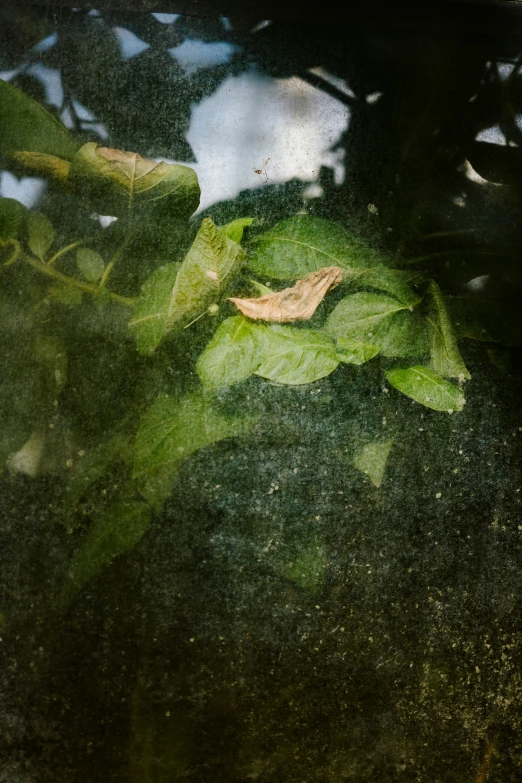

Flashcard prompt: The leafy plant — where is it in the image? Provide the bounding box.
[0,81,504,605]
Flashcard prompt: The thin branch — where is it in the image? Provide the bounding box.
[23,254,135,307]
[47,240,83,268]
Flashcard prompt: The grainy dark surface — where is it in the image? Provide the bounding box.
[1,4,522,781]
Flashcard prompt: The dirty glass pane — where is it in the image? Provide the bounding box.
[1,3,522,781]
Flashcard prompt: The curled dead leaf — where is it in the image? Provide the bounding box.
[228,266,343,322]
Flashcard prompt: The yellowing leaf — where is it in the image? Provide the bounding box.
[11,151,71,184]
[68,142,200,217]
[229,266,343,322]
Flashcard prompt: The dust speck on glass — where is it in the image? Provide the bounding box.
[1,3,522,780]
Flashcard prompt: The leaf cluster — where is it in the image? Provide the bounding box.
[0,82,505,606]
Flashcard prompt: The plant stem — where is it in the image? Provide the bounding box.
[2,238,21,267]
[46,240,83,268]
[99,244,124,289]
[23,254,135,307]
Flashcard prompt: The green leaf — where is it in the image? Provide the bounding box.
[27,212,54,260]
[68,143,200,218]
[336,337,380,365]
[0,198,26,240]
[76,247,105,283]
[220,217,256,243]
[353,439,394,487]
[376,310,429,358]
[167,217,244,328]
[133,392,256,477]
[247,215,384,279]
[134,463,182,511]
[198,320,341,388]
[325,291,410,343]
[129,263,181,356]
[0,80,79,159]
[426,280,471,379]
[63,435,127,516]
[253,324,339,385]
[197,316,259,388]
[248,278,273,295]
[386,365,466,412]
[348,265,421,306]
[63,501,152,604]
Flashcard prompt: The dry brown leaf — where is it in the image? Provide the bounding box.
[228,266,343,322]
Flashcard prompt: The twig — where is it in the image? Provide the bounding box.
[47,240,83,268]
[23,254,135,307]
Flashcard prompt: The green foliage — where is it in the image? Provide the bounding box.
[246,215,384,279]
[253,324,339,384]
[220,217,256,243]
[347,266,421,306]
[279,544,328,592]
[133,392,257,478]
[0,83,486,601]
[62,434,128,517]
[0,197,26,240]
[129,263,181,355]
[353,439,394,487]
[166,217,244,329]
[426,280,471,379]
[76,247,105,283]
[335,337,380,365]
[196,316,259,388]
[62,500,152,606]
[68,142,200,217]
[197,317,339,387]
[0,79,79,159]
[385,366,466,412]
[27,211,54,260]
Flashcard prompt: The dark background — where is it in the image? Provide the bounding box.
[1,2,522,781]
